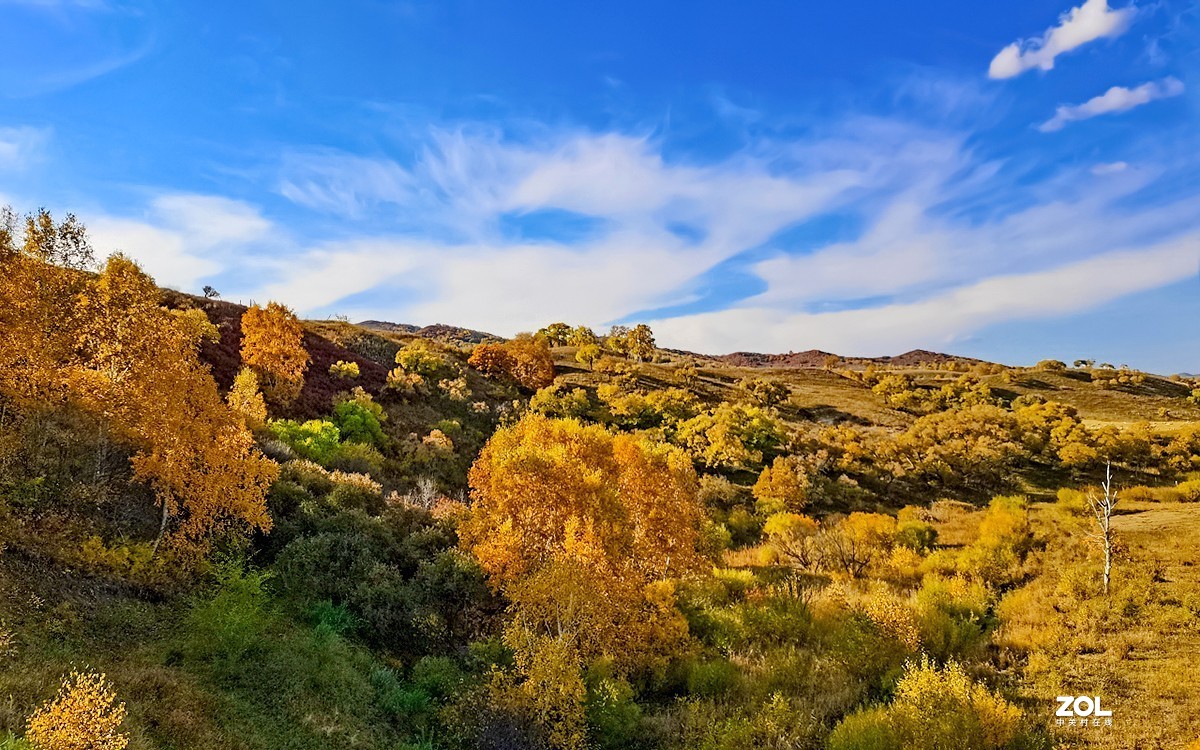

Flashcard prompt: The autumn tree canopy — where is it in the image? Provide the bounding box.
[0,209,277,560]
[461,413,705,746]
[605,324,655,361]
[240,302,310,405]
[468,337,555,391]
[463,413,704,591]
[462,415,704,672]
[26,670,129,750]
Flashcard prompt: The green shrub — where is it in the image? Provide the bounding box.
[585,676,645,750]
[737,596,815,649]
[912,576,993,662]
[696,693,820,750]
[182,561,275,678]
[371,666,434,725]
[332,390,386,446]
[725,508,763,547]
[817,610,908,700]
[895,507,937,552]
[267,479,312,518]
[686,659,740,697]
[410,656,466,700]
[268,419,342,464]
[957,495,1032,586]
[280,459,335,494]
[312,600,358,638]
[530,384,594,419]
[328,480,385,514]
[327,442,386,475]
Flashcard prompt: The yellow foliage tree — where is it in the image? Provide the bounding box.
[462,415,704,740]
[574,343,600,370]
[888,657,1023,749]
[26,670,128,750]
[240,302,309,405]
[763,512,820,569]
[821,512,896,578]
[625,324,655,362]
[752,456,810,514]
[0,216,277,561]
[226,367,268,429]
[0,208,93,404]
[329,360,360,379]
[463,414,704,591]
[458,415,700,667]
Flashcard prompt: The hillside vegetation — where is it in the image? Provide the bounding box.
[2,209,1199,750]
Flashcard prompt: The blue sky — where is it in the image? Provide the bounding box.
[1,0,1198,372]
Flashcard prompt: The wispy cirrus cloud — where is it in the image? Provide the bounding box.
[221,109,1198,352]
[649,235,1200,356]
[1039,77,1184,131]
[989,0,1135,79]
[66,93,1200,360]
[0,125,50,169]
[278,150,415,219]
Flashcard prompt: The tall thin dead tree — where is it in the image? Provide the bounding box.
[1086,461,1119,595]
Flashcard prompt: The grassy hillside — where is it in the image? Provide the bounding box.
[4,240,1200,750]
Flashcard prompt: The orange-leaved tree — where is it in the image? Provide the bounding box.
[468,337,555,391]
[461,414,704,745]
[503,336,555,390]
[240,301,309,405]
[462,414,704,595]
[0,210,277,562]
[79,256,277,557]
[753,455,811,515]
[0,207,94,404]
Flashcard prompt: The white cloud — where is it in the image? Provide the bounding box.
[278,151,415,218]
[250,230,706,335]
[989,0,1135,79]
[1091,161,1128,175]
[0,126,49,170]
[87,218,221,290]
[87,194,273,290]
[150,194,272,247]
[649,236,1199,356]
[34,103,1197,362]
[1039,77,1184,131]
[246,118,1200,355]
[255,127,913,330]
[746,160,1195,310]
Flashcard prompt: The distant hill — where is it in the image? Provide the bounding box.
[356,320,988,369]
[358,320,501,345]
[714,348,988,369]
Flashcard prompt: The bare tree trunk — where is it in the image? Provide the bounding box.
[150,501,170,559]
[1103,533,1112,595]
[1088,462,1118,595]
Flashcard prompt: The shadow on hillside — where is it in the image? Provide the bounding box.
[794,405,871,426]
